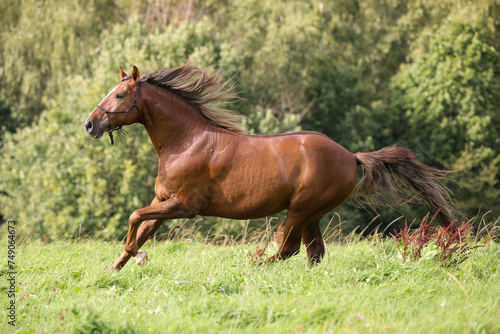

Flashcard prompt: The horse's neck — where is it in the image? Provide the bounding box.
[141,86,215,156]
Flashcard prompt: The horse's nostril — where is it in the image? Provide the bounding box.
[84,120,93,133]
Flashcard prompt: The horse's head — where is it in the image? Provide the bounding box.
[84,66,142,142]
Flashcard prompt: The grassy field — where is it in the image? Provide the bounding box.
[2,233,499,333]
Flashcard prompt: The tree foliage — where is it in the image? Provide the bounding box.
[1,0,499,239]
[392,17,500,216]
[0,0,120,128]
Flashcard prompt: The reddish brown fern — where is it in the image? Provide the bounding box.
[434,222,480,266]
[393,212,479,266]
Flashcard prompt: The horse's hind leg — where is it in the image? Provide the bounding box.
[302,218,325,264]
[266,212,306,263]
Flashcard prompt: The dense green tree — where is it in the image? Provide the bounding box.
[392,18,500,218]
[0,0,120,128]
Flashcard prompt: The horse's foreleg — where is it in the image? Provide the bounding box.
[111,197,160,270]
[125,198,194,261]
[110,218,164,270]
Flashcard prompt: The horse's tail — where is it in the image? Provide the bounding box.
[354,145,454,226]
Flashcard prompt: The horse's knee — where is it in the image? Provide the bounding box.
[129,211,141,225]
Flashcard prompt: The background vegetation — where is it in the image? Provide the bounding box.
[0,0,499,240]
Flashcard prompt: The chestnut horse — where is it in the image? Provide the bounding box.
[84,63,454,270]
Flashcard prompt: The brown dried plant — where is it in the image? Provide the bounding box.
[248,243,268,265]
[393,211,480,266]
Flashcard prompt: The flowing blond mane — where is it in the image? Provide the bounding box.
[139,62,246,133]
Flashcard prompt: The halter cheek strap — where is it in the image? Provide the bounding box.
[96,81,142,145]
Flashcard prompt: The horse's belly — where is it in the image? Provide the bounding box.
[199,176,292,219]
[200,201,287,220]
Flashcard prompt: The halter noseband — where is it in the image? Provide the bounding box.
[96,80,142,145]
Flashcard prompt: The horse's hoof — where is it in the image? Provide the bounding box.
[110,262,124,271]
[133,250,148,265]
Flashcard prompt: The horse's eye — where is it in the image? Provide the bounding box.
[115,93,125,100]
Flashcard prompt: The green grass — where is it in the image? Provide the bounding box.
[2,236,499,333]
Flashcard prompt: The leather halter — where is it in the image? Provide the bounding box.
[96,80,141,145]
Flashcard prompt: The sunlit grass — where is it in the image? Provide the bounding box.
[3,232,499,333]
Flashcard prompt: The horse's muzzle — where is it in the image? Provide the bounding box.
[84,119,104,139]
[84,119,93,133]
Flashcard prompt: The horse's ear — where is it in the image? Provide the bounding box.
[119,66,127,80]
[131,66,140,82]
